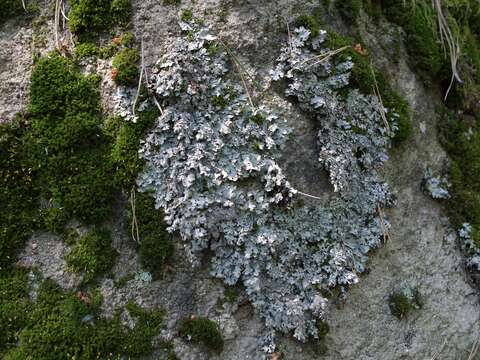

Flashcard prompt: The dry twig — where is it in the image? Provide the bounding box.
[130,187,140,244]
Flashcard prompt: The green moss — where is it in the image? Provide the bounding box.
[250,112,266,125]
[1,277,164,359]
[163,0,181,5]
[74,42,99,59]
[0,268,30,355]
[0,120,39,272]
[0,0,25,23]
[178,317,224,353]
[26,53,116,224]
[109,105,160,189]
[66,228,118,282]
[296,14,320,38]
[40,207,68,234]
[388,287,422,319]
[181,9,194,22]
[336,0,362,24]
[439,110,480,234]
[112,48,140,86]
[68,0,132,34]
[128,192,173,277]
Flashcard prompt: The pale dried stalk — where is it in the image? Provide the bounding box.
[132,38,145,117]
[377,205,391,242]
[296,190,324,201]
[431,0,462,100]
[468,339,480,360]
[370,64,391,133]
[220,40,256,110]
[21,0,27,11]
[300,45,350,68]
[130,187,140,244]
[430,338,448,360]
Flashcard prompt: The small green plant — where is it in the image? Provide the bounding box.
[112,48,140,86]
[178,317,224,353]
[388,287,422,319]
[66,228,118,282]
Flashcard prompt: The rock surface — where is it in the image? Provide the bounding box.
[1,0,479,359]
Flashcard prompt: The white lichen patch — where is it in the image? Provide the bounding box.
[138,23,396,349]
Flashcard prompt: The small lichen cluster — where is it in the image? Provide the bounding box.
[422,168,450,199]
[459,223,480,271]
[139,21,397,348]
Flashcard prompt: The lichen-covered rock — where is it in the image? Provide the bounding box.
[138,21,396,347]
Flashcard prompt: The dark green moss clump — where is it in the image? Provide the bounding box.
[163,0,181,5]
[66,228,118,282]
[0,120,39,271]
[128,192,173,276]
[438,110,480,246]
[1,275,165,359]
[336,0,362,24]
[69,0,132,34]
[178,317,224,353]
[388,287,422,319]
[26,53,116,224]
[112,48,140,86]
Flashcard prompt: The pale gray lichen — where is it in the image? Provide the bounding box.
[138,23,396,349]
[422,168,450,199]
[459,223,480,271]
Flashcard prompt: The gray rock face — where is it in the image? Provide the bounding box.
[1,0,479,359]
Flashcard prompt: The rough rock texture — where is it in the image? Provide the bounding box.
[1,0,479,359]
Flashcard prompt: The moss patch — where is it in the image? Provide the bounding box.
[1,274,164,359]
[66,228,118,283]
[68,0,132,34]
[0,120,39,271]
[178,317,224,353]
[26,53,117,224]
[128,192,173,277]
[112,48,140,87]
[388,287,422,319]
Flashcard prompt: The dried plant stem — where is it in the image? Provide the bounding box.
[130,187,140,244]
[300,46,350,68]
[220,40,256,110]
[21,0,27,11]
[377,205,391,242]
[370,64,391,133]
[468,339,480,360]
[431,0,462,100]
[296,190,324,201]
[132,38,145,117]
